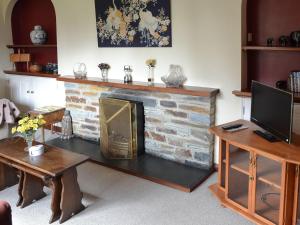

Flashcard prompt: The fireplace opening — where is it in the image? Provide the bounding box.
[99,97,145,159]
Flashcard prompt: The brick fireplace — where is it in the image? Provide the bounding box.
[64,82,218,169]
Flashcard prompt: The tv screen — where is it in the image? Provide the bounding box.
[251,81,294,143]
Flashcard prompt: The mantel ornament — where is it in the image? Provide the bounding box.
[161,65,187,88]
[30,25,47,45]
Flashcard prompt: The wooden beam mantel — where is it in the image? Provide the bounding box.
[57,76,219,97]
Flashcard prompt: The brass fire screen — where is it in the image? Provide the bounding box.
[99,98,144,159]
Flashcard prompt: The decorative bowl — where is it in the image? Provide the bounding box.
[161,65,187,88]
[29,63,42,73]
[73,63,87,79]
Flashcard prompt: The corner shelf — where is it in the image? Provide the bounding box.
[3,70,59,78]
[7,44,57,49]
[232,90,300,103]
[242,46,300,52]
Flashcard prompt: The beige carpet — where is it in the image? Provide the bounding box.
[0,162,253,225]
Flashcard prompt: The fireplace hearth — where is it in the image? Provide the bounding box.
[99,98,144,159]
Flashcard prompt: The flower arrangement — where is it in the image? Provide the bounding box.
[12,115,46,147]
[98,63,111,80]
[98,63,111,70]
[145,59,157,68]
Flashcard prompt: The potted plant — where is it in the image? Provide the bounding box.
[11,114,46,151]
[98,63,111,81]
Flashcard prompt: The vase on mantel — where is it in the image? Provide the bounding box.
[148,66,155,85]
[101,69,109,81]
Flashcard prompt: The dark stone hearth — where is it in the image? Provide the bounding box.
[46,137,215,192]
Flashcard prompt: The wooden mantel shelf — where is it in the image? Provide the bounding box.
[57,76,220,97]
[233,90,300,103]
[7,44,57,48]
[3,70,59,78]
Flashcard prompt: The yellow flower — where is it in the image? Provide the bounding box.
[11,127,16,134]
[12,114,45,135]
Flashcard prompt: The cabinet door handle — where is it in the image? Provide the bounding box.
[249,176,254,181]
[27,90,30,94]
[30,91,34,94]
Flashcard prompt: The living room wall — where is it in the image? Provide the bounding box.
[0,0,243,163]
[0,1,11,98]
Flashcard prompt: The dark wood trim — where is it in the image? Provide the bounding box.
[3,70,59,78]
[232,90,252,97]
[242,46,300,51]
[57,76,220,97]
[7,44,57,48]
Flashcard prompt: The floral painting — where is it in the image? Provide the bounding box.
[95,0,172,47]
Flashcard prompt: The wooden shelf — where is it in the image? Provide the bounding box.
[228,150,250,176]
[7,44,57,48]
[3,70,59,78]
[242,46,300,51]
[57,76,220,97]
[257,157,282,190]
[224,150,281,188]
[255,182,281,224]
[232,90,300,103]
[232,90,252,97]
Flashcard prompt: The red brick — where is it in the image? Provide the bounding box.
[84,106,97,112]
[150,132,166,142]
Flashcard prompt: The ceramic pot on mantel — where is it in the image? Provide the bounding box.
[30,25,47,45]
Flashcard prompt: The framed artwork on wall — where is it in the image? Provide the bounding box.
[94,0,172,47]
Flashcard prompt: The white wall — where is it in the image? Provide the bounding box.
[52,0,243,163]
[1,0,243,163]
[0,0,12,98]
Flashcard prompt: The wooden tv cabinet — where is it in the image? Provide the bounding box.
[209,120,300,225]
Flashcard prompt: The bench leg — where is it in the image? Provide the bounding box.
[59,168,84,223]
[49,177,62,224]
[16,171,24,206]
[20,173,46,208]
[0,163,18,191]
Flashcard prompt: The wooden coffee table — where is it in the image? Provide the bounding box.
[0,137,89,224]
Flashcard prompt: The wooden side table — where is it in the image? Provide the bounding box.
[29,107,65,142]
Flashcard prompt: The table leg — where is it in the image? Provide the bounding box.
[42,127,45,143]
[0,163,18,191]
[20,173,46,208]
[59,168,84,223]
[16,171,24,206]
[49,177,62,224]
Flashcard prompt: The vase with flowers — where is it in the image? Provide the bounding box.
[98,63,111,81]
[146,59,157,85]
[11,115,46,151]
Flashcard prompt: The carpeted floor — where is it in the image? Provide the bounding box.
[1,162,253,225]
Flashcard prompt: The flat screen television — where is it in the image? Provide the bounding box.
[251,81,294,144]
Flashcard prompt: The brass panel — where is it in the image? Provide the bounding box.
[99,98,138,159]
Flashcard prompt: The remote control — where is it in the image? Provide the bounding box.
[222,123,243,130]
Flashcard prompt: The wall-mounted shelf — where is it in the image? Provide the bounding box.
[232,90,300,103]
[7,44,57,49]
[3,70,59,78]
[242,46,300,52]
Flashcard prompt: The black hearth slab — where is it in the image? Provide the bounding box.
[46,137,214,192]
